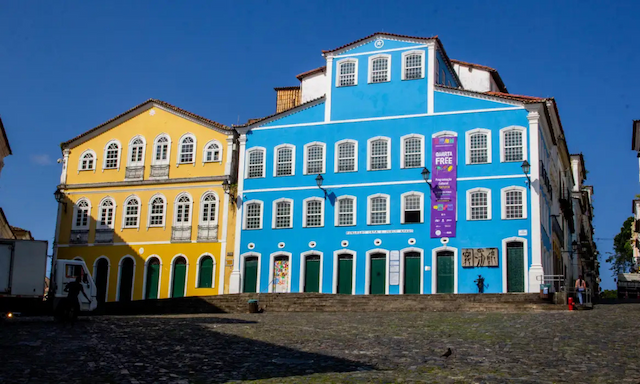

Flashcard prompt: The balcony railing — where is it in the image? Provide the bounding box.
[95,229,114,244]
[197,225,218,242]
[125,166,144,181]
[171,226,192,242]
[70,230,89,244]
[150,165,169,179]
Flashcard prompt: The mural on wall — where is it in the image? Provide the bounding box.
[430,136,458,238]
[462,248,499,267]
[272,259,290,293]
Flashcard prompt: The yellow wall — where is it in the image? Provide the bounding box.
[56,103,236,301]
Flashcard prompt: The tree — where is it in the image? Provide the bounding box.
[606,216,635,277]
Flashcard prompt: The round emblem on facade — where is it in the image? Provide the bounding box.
[149,110,156,116]
[440,237,449,245]
[408,238,416,245]
[139,247,144,255]
[309,241,316,248]
[435,230,442,236]
[248,242,255,250]
[278,242,285,249]
[374,39,384,49]
[341,240,349,247]
[374,238,382,246]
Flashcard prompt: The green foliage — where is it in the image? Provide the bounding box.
[600,290,617,299]
[605,216,635,277]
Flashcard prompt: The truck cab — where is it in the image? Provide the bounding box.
[53,259,98,313]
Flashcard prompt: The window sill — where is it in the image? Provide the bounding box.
[203,160,222,164]
[303,226,324,229]
[502,217,526,220]
[78,169,95,172]
[246,176,265,179]
[244,227,262,230]
[274,174,295,177]
[401,166,422,169]
[122,226,139,230]
[336,84,357,88]
[336,224,356,227]
[335,170,357,173]
[303,172,325,176]
[466,162,491,165]
[401,221,423,225]
[368,168,391,172]
[401,77,424,81]
[368,80,390,84]
[368,223,390,226]
[467,218,491,221]
[272,227,293,230]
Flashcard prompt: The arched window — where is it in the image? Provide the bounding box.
[368,137,390,171]
[79,150,95,171]
[369,54,391,83]
[98,198,115,229]
[401,134,424,169]
[274,144,295,176]
[273,198,293,229]
[303,197,324,228]
[197,255,215,288]
[178,135,196,164]
[148,195,166,227]
[247,147,265,178]
[335,140,357,173]
[174,194,192,225]
[466,129,492,164]
[128,136,145,166]
[335,196,356,226]
[200,193,217,225]
[304,142,325,175]
[336,59,358,87]
[401,192,424,224]
[244,200,263,230]
[153,135,170,165]
[467,188,491,220]
[501,186,526,219]
[123,197,140,228]
[500,126,526,163]
[203,141,221,163]
[103,141,120,169]
[73,199,90,229]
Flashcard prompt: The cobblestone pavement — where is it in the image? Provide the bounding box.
[1,304,639,383]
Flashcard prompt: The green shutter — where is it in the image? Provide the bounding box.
[404,253,421,294]
[507,243,525,292]
[243,257,258,293]
[370,255,386,295]
[171,259,187,298]
[145,261,160,299]
[436,252,454,294]
[198,257,214,288]
[337,256,353,294]
[304,257,320,293]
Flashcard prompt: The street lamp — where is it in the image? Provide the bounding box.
[221,179,230,194]
[421,167,432,188]
[521,160,531,186]
[54,189,67,212]
[315,174,327,199]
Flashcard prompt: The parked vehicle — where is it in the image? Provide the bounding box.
[617,273,640,299]
[0,239,98,320]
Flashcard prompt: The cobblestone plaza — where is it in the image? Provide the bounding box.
[1,304,638,383]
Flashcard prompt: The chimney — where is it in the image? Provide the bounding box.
[274,86,301,113]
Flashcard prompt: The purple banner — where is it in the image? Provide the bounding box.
[430,136,457,238]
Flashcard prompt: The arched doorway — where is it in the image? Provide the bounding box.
[369,252,386,295]
[95,258,109,304]
[118,257,134,302]
[436,250,454,294]
[507,242,525,292]
[303,254,321,293]
[336,253,353,294]
[404,251,421,294]
[243,256,258,293]
[198,256,214,288]
[145,258,160,300]
[171,256,187,298]
[272,254,290,293]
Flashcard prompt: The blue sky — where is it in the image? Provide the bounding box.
[1,1,638,290]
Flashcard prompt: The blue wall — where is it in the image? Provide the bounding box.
[436,50,458,88]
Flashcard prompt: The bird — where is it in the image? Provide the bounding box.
[442,348,452,358]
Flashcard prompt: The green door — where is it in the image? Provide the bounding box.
[198,256,214,288]
[171,257,187,298]
[119,258,134,302]
[436,251,454,294]
[95,258,109,304]
[145,259,160,300]
[370,254,386,295]
[243,257,258,293]
[337,255,353,294]
[507,242,525,292]
[304,256,320,293]
[404,252,421,294]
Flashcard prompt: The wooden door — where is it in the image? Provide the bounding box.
[404,252,421,294]
[243,257,258,293]
[436,251,454,294]
[304,256,320,293]
[337,255,353,295]
[370,253,386,295]
[145,259,160,299]
[171,257,187,298]
[507,242,525,292]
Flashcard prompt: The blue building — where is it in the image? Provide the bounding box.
[229,32,574,296]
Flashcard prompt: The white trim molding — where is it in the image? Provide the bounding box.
[499,125,528,163]
[240,252,262,293]
[242,199,264,230]
[400,134,425,169]
[268,251,293,293]
[368,54,391,83]
[431,246,459,294]
[334,139,358,173]
[245,146,266,179]
[303,197,325,228]
[427,44,435,114]
[432,130,458,138]
[335,195,357,227]
[400,191,424,224]
[367,193,391,225]
[501,186,527,220]
[365,248,390,295]
[273,143,296,177]
[335,58,358,87]
[332,249,357,295]
[303,141,326,175]
[299,250,324,293]
[367,136,391,171]
[501,237,529,293]
[399,247,424,294]
[272,198,294,229]
[401,50,426,81]
[465,128,492,165]
[466,187,492,221]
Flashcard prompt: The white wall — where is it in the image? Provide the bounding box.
[453,63,492,92]
[301,72,326,103]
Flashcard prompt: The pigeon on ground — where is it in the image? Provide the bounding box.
[442,348,452,358]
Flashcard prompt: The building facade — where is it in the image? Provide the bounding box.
[55,99,237,303]
[229,32,576,295]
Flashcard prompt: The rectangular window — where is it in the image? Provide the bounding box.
[470,133,488,164]
[156,144,168,161]
[105,149,118,169]
[470,192,488,220]
[338,198,354,226]
[404,54,422,80]
[370,140,388,170]
[275,201,292,228]
[180,145,194,163]
[306,145,324,174]
[504,131,523,162]
[404,195,421,223]
[337,142,356,172]
[338,61,356,87]
[124,206,138,227]
[246,203,261,229]
[371,57,389,83]
[100,207,113,227]
[305,200,323,227]
[276,148,293,176]
[505,191,523,219]
[404,138,422,168]
[248,150,264,178]
[370,197,388,225]
[150,205,164,226]
[76,210,88,228]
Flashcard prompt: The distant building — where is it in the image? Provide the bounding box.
[0,117,12,179]
[631,120,640,268]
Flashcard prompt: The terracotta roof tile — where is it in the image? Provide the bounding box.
[296,66,326,80]
[234,96,325,128]
[61,99,231,148]
[0,117,12,155]
[273,86,301,91]
[484,91,546,103]
[322,32,438,54]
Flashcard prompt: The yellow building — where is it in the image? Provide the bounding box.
[54,99,237,303]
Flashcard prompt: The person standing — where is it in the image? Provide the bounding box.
[63,276,90,323]
[575,275,587,305]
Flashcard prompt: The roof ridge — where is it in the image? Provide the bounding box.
[322,32,438,54]
[234,95,325,128]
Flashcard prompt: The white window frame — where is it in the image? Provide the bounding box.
[401,50,425,80]
[177,133,197,166]
[202,140,223,164]
[78,149,97,172]
[173,192,193,226]
[102,139,121,171]
[368,54,391,84]
[400,191,424,224]
[367,136,391,171]
[335,195,357,227]
[500,126,527,163]
[466,187,492,221]
[303,142,326,175]
[335,58,358,87]
[272,198,294,229]
[97,197,116,230]
[334,139,358,173]
[400,134,424,169]
[246,146,266,179]
[501,186,527,220]
[152,133,171,166]
[72,198,91,230]
[121,195,141,230]
[127,135,146,167]
[367,193,390,225]
[465,128,492,165]
[147,194,166,229]
[199,191,219,226]
[273,144,296,177]
[303,197,325,228]
[243,200,264,230]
